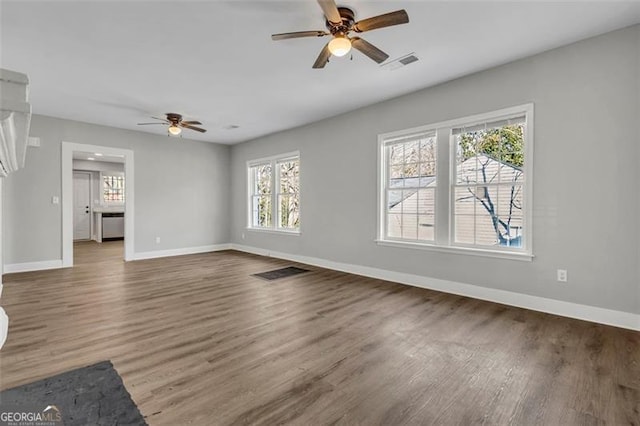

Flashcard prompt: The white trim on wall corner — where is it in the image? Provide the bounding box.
[4,260,65,274]
[131,244,232,261]
[230,243,640,331]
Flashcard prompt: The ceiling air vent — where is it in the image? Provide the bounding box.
[399,55,419,66]
[381,53,419,71]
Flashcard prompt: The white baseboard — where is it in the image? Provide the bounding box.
[3,244,637,331]
[4,259,64,274]
[3,244,232,272]
[131,244,232,261]
[230,243,640,331]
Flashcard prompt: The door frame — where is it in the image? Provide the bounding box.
[62,142,134,267]
[72,170,92,241]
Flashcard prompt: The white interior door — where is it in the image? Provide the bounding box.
[73,172,91,240]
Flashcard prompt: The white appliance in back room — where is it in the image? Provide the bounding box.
[101,212,125,240]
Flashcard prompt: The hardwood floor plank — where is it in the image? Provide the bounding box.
[0,241,638,425]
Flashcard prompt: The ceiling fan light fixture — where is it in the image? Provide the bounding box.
[139,113,206,133]
[168,124,182,136]
[328,34,351,57]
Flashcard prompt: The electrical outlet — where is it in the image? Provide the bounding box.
[557,269,568,282]
[241,233,245,240]
[155,237,161,244]
[51,196,59,205]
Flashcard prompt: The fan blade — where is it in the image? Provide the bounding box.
[151,116,169,122]
[137,122,166,125]
[317,0,342,25]
[180,123,207,133]
[181,120,202,125]
[351,37,389,64]
[272,31,328,41]
[353,10,409,33]
[312,43,332,69]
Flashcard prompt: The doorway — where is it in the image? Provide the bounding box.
[62,142,134,267]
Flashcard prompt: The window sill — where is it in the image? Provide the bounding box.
[375,239,533,262]
[246,227,301,236]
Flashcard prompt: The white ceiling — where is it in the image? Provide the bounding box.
[2,1,639,144]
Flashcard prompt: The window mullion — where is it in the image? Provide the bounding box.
[435,127,451,246]
[272,160,278,229]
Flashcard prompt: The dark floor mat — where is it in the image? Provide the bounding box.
[0,360,147,426]
[252,266,310,281]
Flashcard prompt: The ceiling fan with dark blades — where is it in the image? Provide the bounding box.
[271,0,409,69]
[138,113,206,136]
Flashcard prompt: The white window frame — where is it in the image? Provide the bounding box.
[247,151,301,235]
[382,130,438,244]
[377,104,534,261]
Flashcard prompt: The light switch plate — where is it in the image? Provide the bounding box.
[52,196,59,205]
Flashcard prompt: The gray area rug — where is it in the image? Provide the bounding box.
[253,266,310,281]
[0,360,146,426]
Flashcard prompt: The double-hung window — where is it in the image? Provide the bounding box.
[384,131,437,242]
[379,104,533,259]
[248,152,300,233]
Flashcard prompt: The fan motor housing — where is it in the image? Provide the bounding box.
[166,113,182,123]
[326,7,355,33]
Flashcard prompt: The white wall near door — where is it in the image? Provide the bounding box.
[72,171,91,240]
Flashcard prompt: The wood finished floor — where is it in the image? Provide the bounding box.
[1,241,638,425]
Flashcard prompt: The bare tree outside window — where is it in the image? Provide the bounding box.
[455,124,525,247]
[379,105,532,255]
[386,134,437,241]
[278,160,300,229]
[249,155,300,231]
[103,175,125,202]
[252,164,272,227]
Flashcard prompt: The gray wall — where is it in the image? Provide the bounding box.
[230,25,640,314]
[3,114,230,263]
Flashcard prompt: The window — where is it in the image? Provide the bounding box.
[248,153,300,232]
[385,131,437,242]
[276,159,300,229]
[453,116,525,249]
[379,104,533,258]
[103,175,125,202]
[250,163,272,228]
